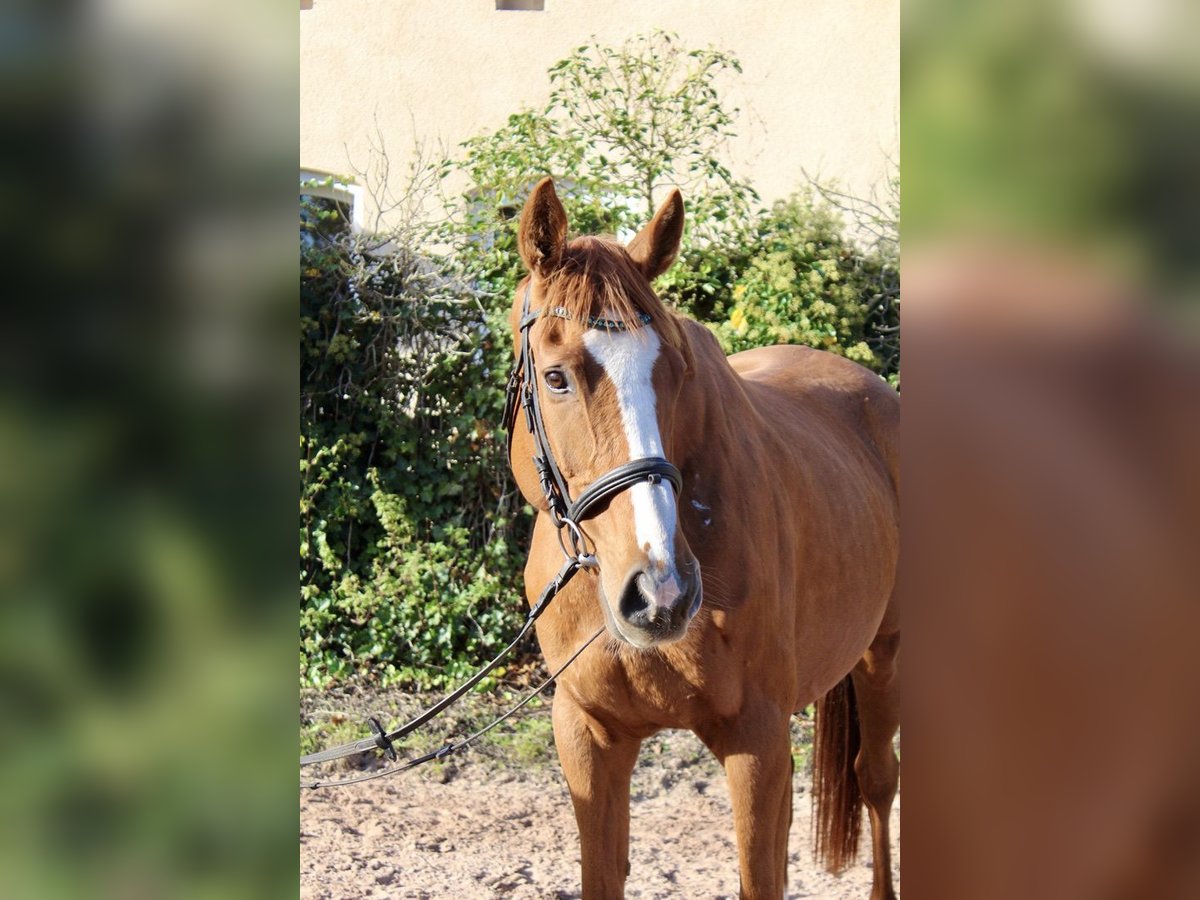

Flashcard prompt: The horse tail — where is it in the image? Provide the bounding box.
[812,674,863,873]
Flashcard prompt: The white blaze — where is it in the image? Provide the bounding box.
[581,327,679,583]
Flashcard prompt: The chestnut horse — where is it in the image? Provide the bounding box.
[508,177,900,899]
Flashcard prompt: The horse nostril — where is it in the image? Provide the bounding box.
[617,570,651,624]
[616,569,696,636]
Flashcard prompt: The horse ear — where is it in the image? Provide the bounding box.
[628,189,685,280]
[518,176,568,276]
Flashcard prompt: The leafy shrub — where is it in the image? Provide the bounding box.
[299,220,528,688]
[709,191,900,382]
[446,32,758,316]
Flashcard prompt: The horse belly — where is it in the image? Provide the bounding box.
[795,482,898,701]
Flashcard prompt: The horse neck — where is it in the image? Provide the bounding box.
[670,320,760,500]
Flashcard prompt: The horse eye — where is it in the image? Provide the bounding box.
[543,369,570,393]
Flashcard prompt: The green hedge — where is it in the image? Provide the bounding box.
[300,228,528,688]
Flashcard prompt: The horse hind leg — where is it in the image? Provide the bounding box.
[851,629,901,900]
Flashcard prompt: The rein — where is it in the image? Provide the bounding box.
[304,624,605,790]
[300,282,682,789]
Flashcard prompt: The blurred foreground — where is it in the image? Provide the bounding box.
[903,0,1200,897]
[902,242,1200,899]
[0,1,297,898]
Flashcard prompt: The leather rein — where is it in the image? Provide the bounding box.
[301,282,682,789]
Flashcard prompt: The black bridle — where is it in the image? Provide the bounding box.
[503,281,683,558]
[301,282,683,789]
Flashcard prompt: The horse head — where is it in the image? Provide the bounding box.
[509,177,702,648]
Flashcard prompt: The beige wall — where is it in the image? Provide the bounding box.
[301,0,897,229]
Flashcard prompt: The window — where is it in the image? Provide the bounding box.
[300,170,364,246]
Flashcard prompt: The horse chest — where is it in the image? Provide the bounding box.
[548,611,747,729]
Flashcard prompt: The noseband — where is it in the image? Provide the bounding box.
[503,282,683,565]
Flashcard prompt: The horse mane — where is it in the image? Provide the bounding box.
[542,236,691,364]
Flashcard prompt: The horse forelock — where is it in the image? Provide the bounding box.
[541,237,690,363]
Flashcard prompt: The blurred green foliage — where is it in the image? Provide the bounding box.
[0,2,299,894]
[301,32,899,690]
[904,0,1200,300]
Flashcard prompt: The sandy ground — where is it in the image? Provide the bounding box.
[300,700,899,899]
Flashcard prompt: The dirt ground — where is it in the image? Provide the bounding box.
[300,690,899,899]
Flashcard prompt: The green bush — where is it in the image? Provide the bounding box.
[446,32,758,316]
[299,222,528,689]
[709,191,900,383]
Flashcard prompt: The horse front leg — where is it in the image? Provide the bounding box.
[700,701,794,899]
[552,693,642,899]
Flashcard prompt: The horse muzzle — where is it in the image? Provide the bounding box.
[608,563,702,648]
